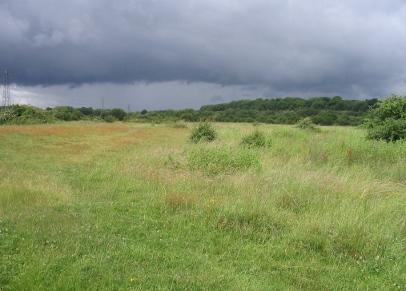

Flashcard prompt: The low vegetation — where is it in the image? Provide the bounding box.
[189,122,217,143]
[296,117,321,132]
[364,94,406,142]
[186,145,261,175]
[0,104,55,125]
[1,95,379,126]
[239,130,270,148]
[0,122,405,290]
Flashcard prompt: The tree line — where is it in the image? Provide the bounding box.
[1,96,378,126]
[128,96,378,126]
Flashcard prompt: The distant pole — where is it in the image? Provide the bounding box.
[2,69,10,108]
[128,104,130,113]
[101,97,104,116]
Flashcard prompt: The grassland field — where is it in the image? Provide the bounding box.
[0,121,405,290]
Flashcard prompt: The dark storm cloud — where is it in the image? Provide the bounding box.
[1,0,406,100]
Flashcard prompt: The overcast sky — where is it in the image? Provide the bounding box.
[1,0,406,111]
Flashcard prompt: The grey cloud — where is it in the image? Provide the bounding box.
[1,0,406,107]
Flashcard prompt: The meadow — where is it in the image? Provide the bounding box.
[0,122,405,290]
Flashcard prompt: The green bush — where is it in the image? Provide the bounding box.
[103,115,116,123]
[0,104,55,125]
[296,117,320,131]
[189,122,217,143]
[0,108,17,125]
[373,95,406,120]
[240,130,268,148]
[366,118,406,143]
[364,94,406,142]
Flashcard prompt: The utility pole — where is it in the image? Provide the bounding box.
[2,69,10,108]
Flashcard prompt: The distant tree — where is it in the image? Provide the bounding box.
[78,107,94,116]
[312,111,336,125]
[330,96,345,110]
[107,96,374,126]
[352,100,368,112]
[309,97,329,109]
[52,106,82,121]
[108,108,127,121]
[179,109,197,121]
[335,115,351,126]
[365,98,379,107]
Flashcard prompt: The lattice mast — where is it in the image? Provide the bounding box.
[2,69,10,108]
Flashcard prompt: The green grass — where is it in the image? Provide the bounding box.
[0,122,405,290]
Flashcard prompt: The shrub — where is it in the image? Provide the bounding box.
[296,117,320,131]
[189,122,217,143]
[0,108,17,125]
[365,118,406,143]
[0,104,55,125]
[103,115,116,123]
[364,94,406,142]
[240,130,268,148]
[373,95,406,120]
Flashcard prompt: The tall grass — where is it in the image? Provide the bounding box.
[0,122,405,290]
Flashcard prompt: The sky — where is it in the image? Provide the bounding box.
[1,0,406,111]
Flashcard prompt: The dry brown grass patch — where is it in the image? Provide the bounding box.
[164,192,198,211]
[0,123,153,139]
